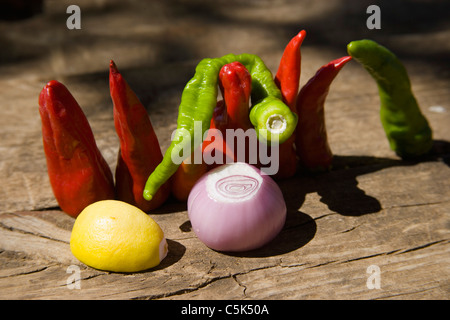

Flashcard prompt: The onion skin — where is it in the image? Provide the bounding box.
[187,162,287,252]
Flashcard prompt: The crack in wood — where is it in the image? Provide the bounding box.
[339,252,390,264]
[382,199,450,211]
[232,274,247,297]
[0,220,69,244]
[0,265,49,278]
[394,239,449,255]
[373,285,442,300]
[340,225,359,233]
[32,206,61,212]
[147,264,283,300]
[337,239,449,264]
[304,260,339,269]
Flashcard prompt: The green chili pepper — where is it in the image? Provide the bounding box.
[347,39,433,159]
[143,53,297,201]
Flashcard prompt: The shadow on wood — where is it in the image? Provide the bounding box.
[281,139,450,217]
[221,210,317,258]
[178,211,317,259]
[152,140,450,261]
[153,239,186,271]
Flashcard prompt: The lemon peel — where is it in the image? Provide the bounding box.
[70,200,168,272]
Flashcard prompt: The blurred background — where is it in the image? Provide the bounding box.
[1,0,449,73]
[0,0,449,212]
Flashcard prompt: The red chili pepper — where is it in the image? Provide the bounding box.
[273,30,306,179]
[295,56,352,171]
[109,60,170,211]
[272,134,297,179]
[275,30,306,111]
[220,61,252,163]
[39,80,115,217]
[202,100,237,170]
[218,61,252,131]
[203,62,253,167]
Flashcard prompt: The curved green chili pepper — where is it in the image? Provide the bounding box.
[347,39,433,159]
[143,53,297,201]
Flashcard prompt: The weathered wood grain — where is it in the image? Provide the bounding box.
[0,0,449,300]
[1,160,449,300]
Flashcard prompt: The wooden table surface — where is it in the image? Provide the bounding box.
[0,0,449,300]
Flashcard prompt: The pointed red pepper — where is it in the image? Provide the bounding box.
[203,61,253,168]
[39,80,115,217]
[295,56,352,171]
[202,100,237,168]
[219,61,252,164]
[109,60,170,211]
[273,30,306,179]
[218,61,252,131]
[275,30,306,111]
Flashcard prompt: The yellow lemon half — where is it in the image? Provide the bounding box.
[70,200,168,273]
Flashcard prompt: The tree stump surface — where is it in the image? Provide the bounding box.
[0,0,449,300]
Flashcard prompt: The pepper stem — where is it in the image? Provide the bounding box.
[266,114,287,134]
[249,96,297,145]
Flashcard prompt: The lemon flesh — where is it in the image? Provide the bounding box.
[70,200,168,272]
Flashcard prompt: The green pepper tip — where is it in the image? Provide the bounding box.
[143,189,153,201]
